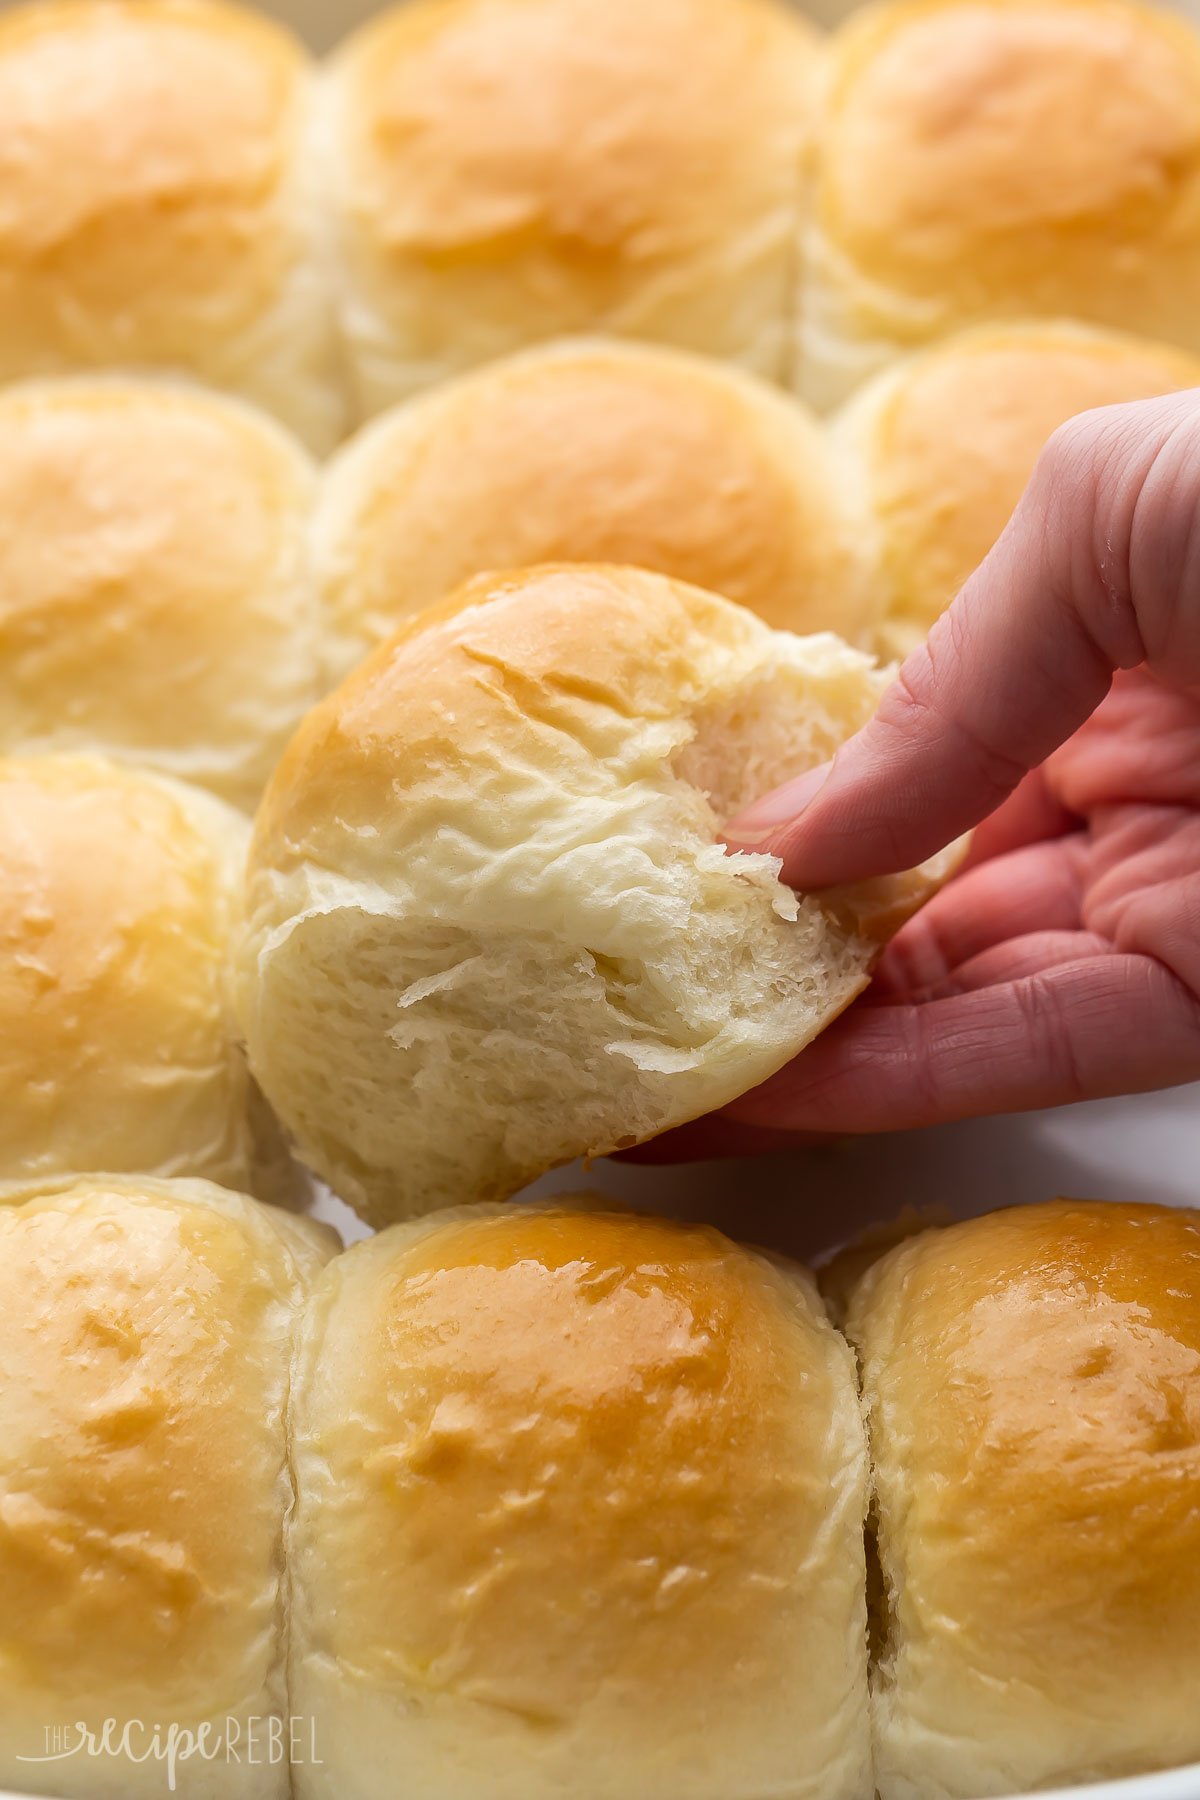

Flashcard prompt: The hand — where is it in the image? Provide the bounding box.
[646,389,1200,1159]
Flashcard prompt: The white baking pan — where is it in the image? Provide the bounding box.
[1019,1775,1200,1800]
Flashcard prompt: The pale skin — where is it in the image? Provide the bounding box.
[647,390,1200,1160]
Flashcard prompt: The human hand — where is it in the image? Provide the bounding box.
[643,389,1200,1159]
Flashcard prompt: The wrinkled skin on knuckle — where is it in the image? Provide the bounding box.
[1030,406,1143,668]
[1046,669,1200,1004]
[1036,393,1200,679]
[1127,407,1200,683]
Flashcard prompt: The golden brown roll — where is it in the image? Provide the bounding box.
[846,1199,1200,1799]
[800,0,1200,409]
[324,0,819,419]
[0,0,342,451]
[833,323,1200,656]
[289,1201,872,1800]
[316,338,872,677]
[238,564,955,1224]
[0,1174,334,1799]
[0,754,278,1196]
[0,379,320,810]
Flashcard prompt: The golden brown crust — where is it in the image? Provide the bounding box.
[259,556,953,940]
[0,1175,323,1796]
[328,0,819,408]
[289,1202,872,1797]
[0,378,319,807]
[0,1,339,444]
[839,325,1200,647]
[317,340,871,669]
[807,0,1200,396]
[255,563,774,872]
[849,1199,1200,1798]
[0,756,254,1190]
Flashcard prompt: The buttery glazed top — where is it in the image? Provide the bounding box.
[0,757,249,1186]
[849,1199,1200,1774]
[846,325,1200,642]
[0,0,309,373]
[330,0,817,374]
[251,564,785,878]
[0,1177,313,1728]
[317,340,867,666]
[292,1204,870,1793]
[249,561,952,979]
[0,380,318,807]
[818,0,1200,345]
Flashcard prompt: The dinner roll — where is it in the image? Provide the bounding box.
[846,1199,1200,1799]
[0,0,342,451]
[289,1201,872,1800]
[0,379,320,810]
[0,1174,334,1799]
[0,754,279,1196]
[239,564,954,1224]
[834,323,1200,657]
[324,0,818,418]
[317,339,872,677]
[801,0,1200,409]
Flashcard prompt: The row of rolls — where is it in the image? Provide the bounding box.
[0,319,1197,813]
[0,0,1199,448]
[2,1176,1198,1800]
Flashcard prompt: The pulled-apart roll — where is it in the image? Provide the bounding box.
[0,379,320,810]
[833,323,1200,657]
[846,1199,1200,1799]
[324,0,819,417]
[800,0,1200,408]
[238,565,954,1224]
[315,338,871,678]
[0,0,342,450]
[288,1201,872,1800]
[0,1174,335,1799]
[0,755,279,1196]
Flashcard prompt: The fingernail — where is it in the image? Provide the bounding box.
[723,760,834,851]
